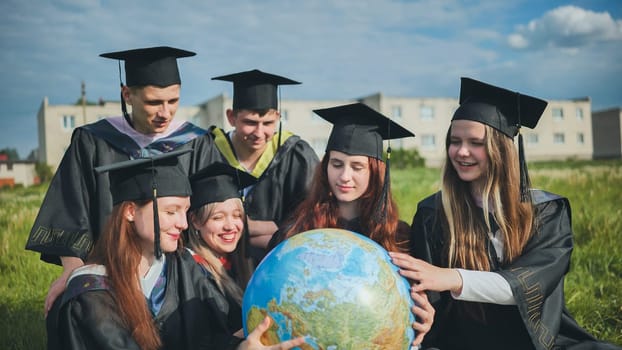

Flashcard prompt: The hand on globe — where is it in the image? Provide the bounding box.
[389,252,463,293]
[409,289,435,346]
[238,316,306,350]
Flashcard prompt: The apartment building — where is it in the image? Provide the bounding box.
[37,93,595,170]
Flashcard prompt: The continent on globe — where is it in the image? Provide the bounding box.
[243,228,415,350]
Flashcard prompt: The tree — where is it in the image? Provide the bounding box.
[0,147,20,161]
[35,162,53,183]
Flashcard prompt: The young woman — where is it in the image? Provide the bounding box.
[186,162,257,333]
[269,102,435,347]
[390,78,620,350]
[46,150,305,350]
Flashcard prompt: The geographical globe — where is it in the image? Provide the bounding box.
[242,228,415,349]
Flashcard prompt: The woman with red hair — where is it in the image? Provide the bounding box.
[269,102,434,348]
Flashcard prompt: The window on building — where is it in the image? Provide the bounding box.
[552,108,564,121]
[575,108,584,120]
[62,115,76,130]
[553,133,565,144]
[420,106,434,120]
[421,134,436,148]
[577,133,584,144]
[526,133,539,145]
[391,105,402,119]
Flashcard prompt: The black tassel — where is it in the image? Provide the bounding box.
[518,132,532,203]
[121,88,133,128]
[152,179,162,259]
[117,59,133,128]
[373,146,391,223]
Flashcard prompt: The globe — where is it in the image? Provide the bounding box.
[242,228,415,349]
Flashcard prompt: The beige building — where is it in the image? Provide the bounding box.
[37,93,595,170]
[592,107,622,159]
[0,160,38,187]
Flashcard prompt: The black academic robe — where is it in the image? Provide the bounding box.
[411,190,621,350]
[208,127,319,258]
[26,118,215,265]
[46,250,243,350]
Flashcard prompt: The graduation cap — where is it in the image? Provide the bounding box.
[452,77,548,201]
[313,102,415,222]
[211,69,300,110]
[189,162,257,211]
[100,46,196,126]
[94,149,193,258]
[100,46,196,88]
[313,102,415,160]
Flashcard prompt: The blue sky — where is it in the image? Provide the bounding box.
[1,0,621,158]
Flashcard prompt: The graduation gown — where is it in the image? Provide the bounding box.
[411,190,621,350]
[46,250,243,350]
[26,118,215,265]
[208,127,319,256]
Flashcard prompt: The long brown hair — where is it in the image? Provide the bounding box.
[187,199,254,305]
[282,152,407,252]
[440,123,535,270]
[88,200,161,350]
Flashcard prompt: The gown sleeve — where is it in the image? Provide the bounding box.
[26,128,104,264]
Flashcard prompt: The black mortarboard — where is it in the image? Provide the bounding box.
[100,46,195,87]
[452,77,548,202]
[94,149,193,258]
[189,162,256,211]
[211,69,300,110]
[453,77,547,138]
[313,102,415,160]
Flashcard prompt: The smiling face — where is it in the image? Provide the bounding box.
[448,119,489,191]
[193,198,245,257]
[124,84,181,134]
[127,196,190,255]
[326,150,371,205]
[227,109,279,153]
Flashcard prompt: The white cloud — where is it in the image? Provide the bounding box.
[508,5,622,49]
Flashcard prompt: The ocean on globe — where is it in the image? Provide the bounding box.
[242,228,415,350]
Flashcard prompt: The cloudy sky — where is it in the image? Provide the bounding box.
[1,0,621,158]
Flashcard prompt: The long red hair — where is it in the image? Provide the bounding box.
[88,201,161,350]
[282,153,406,252]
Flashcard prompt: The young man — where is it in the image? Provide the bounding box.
[210,69,319,260]
[26,46,215,313]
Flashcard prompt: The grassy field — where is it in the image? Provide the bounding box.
[1,160,620,349]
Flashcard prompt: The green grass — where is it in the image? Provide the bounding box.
[1,160,620,348]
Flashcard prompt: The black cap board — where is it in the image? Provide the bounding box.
[313,102,415,160]
[94,148,193,259]
[189,162,257,211]
[452,77,548,138]
[211,69,300,110]
[100,46,195,87]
